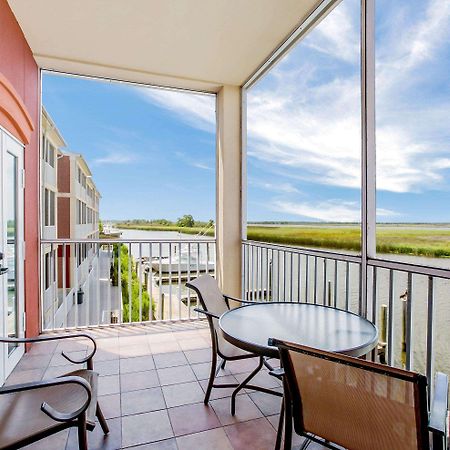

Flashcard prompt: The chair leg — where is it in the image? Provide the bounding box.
[220,359,226,370]
[275,398,284,450]
[78,414,88,450]
[231,356,264,415]
[204,349,218,404]
[96,403,110,434]
[283,396,293,450]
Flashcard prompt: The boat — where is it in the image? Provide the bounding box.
[103,222,122,236]
[151,254,214,273]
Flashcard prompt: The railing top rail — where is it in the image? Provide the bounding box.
[368,258,450,280]
[41,238,216,244]
[242,239,361,263]
[242,239,450,280]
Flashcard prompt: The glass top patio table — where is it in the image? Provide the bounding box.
[219,303,378,359]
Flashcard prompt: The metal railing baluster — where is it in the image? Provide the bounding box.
[159,243,163,320]
[426,276,435,405]
[387,269,395,366]
[168,243,172,321]
[74,243,79,329]
[305,256,309,303]
[297,254,301,302]
[178,242,182,321]
[117,243,122,325]
[62,244,67,329]
[314,257,318,304]
[149,243,153,321]
[96,243,100,325]
[345,261,350,311]
[290,252,294,302]
[334,260,338,307]
[196,242,200,317]
[139,243,143,323]
[405,272,413,370]
[187,243,191,319]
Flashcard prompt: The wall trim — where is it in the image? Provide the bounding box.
[0,71,34,144]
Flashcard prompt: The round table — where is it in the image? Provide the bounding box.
[219,302,378,359]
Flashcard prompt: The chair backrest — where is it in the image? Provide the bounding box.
[186,275,230,350]
[274,340,429,450]
[186,274,229,316]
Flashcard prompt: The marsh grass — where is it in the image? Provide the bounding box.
[117,223,450,258]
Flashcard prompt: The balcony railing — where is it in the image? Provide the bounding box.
[40,238,216,331]
[242,239,450,382]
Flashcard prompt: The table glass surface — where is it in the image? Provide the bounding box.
[219,303,378,358]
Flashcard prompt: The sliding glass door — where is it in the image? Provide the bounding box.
[0,127,25,383]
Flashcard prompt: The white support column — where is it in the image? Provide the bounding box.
[216,85,243,297]
[361,0,376,317]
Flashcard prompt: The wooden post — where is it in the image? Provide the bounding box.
[378,304,388,364]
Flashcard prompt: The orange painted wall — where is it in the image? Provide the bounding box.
[0,0,40,337]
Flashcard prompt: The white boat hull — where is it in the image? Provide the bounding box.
[151,259,214,273]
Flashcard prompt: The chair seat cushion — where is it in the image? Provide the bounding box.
[0,369,98,449]
[218,334,255,359]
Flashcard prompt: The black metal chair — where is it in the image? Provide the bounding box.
[0,334,109,450]
[186,275,275,412]
[269,338,449,450]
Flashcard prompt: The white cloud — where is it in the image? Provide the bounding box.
[246,0,450,194]
[303,1,359,63]
[93,152,136,165]
[132,1,450,197]
[192,162,214,171]
[272,200,398,222]
[139,88,215,133]
[175,151,214,171]
[249,179,301,194]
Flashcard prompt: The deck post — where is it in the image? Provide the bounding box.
[215,85,243,297]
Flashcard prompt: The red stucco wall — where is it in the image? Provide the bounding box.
[0,0,40,337]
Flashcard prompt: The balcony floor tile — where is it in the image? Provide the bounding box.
[4,321,327,449]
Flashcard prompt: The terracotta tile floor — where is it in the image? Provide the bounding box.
[5,321,326,450]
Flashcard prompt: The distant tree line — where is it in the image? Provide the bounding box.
[119,215,214,228]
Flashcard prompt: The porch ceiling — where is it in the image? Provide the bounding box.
[8,0,320,92]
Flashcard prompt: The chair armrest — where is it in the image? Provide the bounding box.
[223,294,262,305]
[0,334,97,369]
[429,372,449,435]
[0,376,92,422]
[269,368,285,379]
[194,308,220,319]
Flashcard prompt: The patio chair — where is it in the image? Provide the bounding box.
[269,338,449,450]
[0,334,109,450]
[186,275,274,408]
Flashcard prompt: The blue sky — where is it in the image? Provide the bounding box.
[43,0,450,223]
[43,76,216,221]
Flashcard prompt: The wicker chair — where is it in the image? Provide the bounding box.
[0,334,109,450]
[269,338,449,450]
[186,275,274,411]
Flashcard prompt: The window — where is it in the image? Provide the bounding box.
[49,190,55,226]
[47,143,55,167]
[44,188,49,226]
[43,189,56,226]
[44,251,55,290]
[77,200,81,224]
